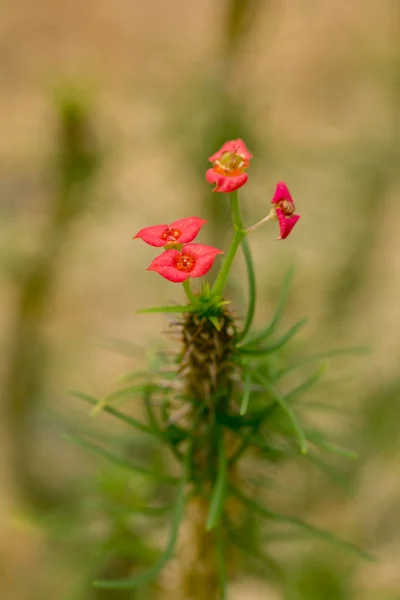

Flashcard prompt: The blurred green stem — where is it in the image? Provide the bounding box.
[3,90,100,511]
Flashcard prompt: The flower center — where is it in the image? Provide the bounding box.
[278,199,295,217]
[213,151,249,177]
[176,254,195,272]
[161,227,181,242]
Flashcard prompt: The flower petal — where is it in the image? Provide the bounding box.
[208,139,253,162]
[206,169,248,193]
[182,244,223,278]
[169,216,207,244]
[133,224,169,247]
[146,250,190,282]
[276,209,300,240]
[271,182,294,205]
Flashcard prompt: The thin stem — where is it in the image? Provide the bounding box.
[238,236,256,340]
[212,190,246,297]
[247,211,274,233]
[182,280,197,304]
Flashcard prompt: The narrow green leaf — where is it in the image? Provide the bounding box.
[206,433,227,530]
[209,316,221,331]
[66,434,178,484]
[230,431,286,466]
[284,364,326,405]
[240,366,252,415]
[238,265,294,347]
[237,236,256,342]
[217,300,231,307]
[232,489,375,561]
[90,384,153,417]
[143,387,183,462]
[306,430,358,460]
[258,377,308,454]
[94,465,188,589]
[215,523,226,600]
[70,390,154,436]
[85,499,173,518]
[143,386,164,438]
[275,346,370,380]
[227,522,286,582]
[239,318,308,356]
[136,305,195,314]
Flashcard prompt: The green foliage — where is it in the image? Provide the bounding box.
[94,459,188,590]
[70,259,371,598]
[232,490,374,561]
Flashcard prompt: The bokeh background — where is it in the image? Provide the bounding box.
[1,0,400,598]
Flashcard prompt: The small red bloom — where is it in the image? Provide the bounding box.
[146,244,223,283]
[271,182,300,240]
[134,216,207,247]
[206,139,252,193]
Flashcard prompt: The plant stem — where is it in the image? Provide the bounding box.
[246,211,274,233]
[238,236,256,341]
[182,280,197,304]
[212,190,246,297]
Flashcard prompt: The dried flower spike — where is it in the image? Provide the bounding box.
[146,243,223,282]
[271,182,300,240]
[134,216,207,247]
[206,139,252,193]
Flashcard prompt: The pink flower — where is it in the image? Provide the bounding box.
[146,244,223,283]
[206,139,252,193]
[133,216,207,247]
[271,182,300,240]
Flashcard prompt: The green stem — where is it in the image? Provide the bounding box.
[212,190,246,297]
[182,280,197,305]
[238,236,256,340]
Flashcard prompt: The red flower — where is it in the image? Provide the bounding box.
[271,182,300,240]
[133,216,207,247]
[146,244,223,283]
[206,139,252,193]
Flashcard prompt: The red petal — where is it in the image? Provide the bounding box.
[134,224,169,247]
[232,138,253,160]
[182,244,223,278]
[271,182,294,205]
[169,216,207,244]
[146,250,190,282]
[206,169,248,193]
[208,139,253,162]
[276,209,300,240]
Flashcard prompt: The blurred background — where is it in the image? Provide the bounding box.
[1,0,400,598]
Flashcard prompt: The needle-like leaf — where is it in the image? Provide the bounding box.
[232,489,375,561]
[239,319,308,356]
[238,265,294,347]
[66,434,178,484]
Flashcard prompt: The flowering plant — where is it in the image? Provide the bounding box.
[72,139,370,599]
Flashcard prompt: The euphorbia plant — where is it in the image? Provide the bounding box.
[72,139,371,599]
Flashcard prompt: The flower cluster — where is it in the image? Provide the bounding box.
[134,139,301,284]
[205,139,300,240]
[134,216,223,282]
